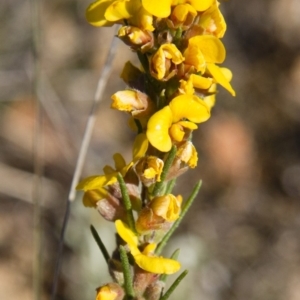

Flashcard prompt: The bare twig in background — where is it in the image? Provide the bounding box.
[51,28,119,300]
[30,0,43,298]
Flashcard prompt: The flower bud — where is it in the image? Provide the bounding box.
[118,26,154,52]
[134,156,164,187]
[96,283,124,300]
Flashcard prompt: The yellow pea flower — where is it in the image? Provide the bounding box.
[179,74,213,95]
[96,285,118,300]
[170,4,197,28]
[134,156,164,186]
[150,43,184,80]
[198,1,227,38]
[176,141,198,168]
[111,89,155,118]
[86,0,154,31]
[76,134,148,192]
[115,220,181,274]
[184,35,226,73]
[142,0,214,18]
[96,283,124,300]
[146,94,210,152]
[150,194,182,222]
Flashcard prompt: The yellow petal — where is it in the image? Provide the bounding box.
[132,133,149,160]
[188,0,214,11]
[115,220,140,255]
[143,243,157,255]
[76,174,117,191]
[134,253,181,274]
[111,90,144,112]
[143,156,164,180]
[189,74,213,90]
[105,0,132,21]
[183,42,206,73]
[177,120,198,130]
[86,0,115,27]
[207,63,236,96]
[188,35,226,64]
[150,194,181,221]
[120,61,143,85]
[146,106,173,152]
[96,285,118,300]
[83,189,107,207]
[169,94,210,124]
[142,0,172,18]
[169,123,185,142]
[177,141,198,168]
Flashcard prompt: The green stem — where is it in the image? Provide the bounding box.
[90,225,110,264]
[152,145,177,197]
[155,180,202,255]
[160,270,188,300]
[119,245,135,298]
[117,173,137,234]
[164,178,176,195]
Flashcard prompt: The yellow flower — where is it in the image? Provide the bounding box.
[150,194,182,222]
[115,220,181,274]
[111,89,155,118]
[96,283,124,300]
[179,74,213,95]
[170,4,197,28]
[118,26,153,52]
[96,285,117,300]
[146,94,210,152]
[83,189,108,207]
[134,156,164,186]
[176,141,198,168]
[142,0,214,18]
[76,134,148,192]
[198,1,227,38]
[86,0,154,31]
[150,43,184,80]
[184,35,226,73]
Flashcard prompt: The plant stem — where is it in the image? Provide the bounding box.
[90,225,110,264]
[119,246,135,298]
[152,146,177,197]
[117,173,137,234]
[160,270,188,300]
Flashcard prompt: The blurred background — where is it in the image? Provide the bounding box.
[1,0,300,299]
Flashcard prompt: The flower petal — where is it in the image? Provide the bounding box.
[169,94,210,124]
[207,63,236,96]
[188,35,226,64]
[142,0,172,18]
[105,0,132,21]
[76,174,117,191]
[188,0,214,12]
[132,133,149,160]
[115,220,140,255]
[86,0,114,27]
[146,106,173,152]
[134,253,181,274]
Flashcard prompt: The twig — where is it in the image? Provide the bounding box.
[50,27,119,300]
[30,0,43,297]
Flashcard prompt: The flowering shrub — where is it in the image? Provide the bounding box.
[77,0,235,299]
